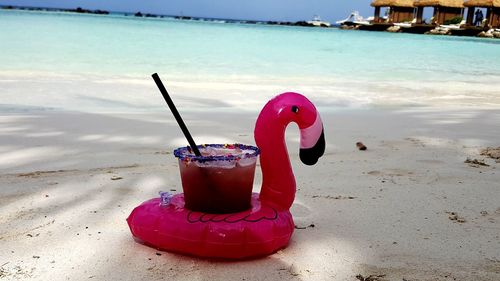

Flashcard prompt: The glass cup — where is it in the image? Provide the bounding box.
[174,144,259,214]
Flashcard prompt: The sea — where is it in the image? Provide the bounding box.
[1,9,500,112]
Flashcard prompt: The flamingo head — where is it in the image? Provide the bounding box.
[274,92,326,165]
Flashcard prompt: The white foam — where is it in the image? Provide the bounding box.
[2,72,500,113]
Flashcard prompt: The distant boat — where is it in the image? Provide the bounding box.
[307,15,331,27]
[336,11,373,26]
[393,18,417,29]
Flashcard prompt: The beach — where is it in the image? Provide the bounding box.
[1,109,500,280]
[1,9,500,281]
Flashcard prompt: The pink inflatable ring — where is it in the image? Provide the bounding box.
[127,92,325,259]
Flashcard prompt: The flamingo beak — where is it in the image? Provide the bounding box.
[299,115,325,166]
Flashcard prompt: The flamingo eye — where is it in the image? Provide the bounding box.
[291,106,299,113]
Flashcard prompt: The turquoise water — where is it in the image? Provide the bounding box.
[2,9,500,81]
[1,9,500,111]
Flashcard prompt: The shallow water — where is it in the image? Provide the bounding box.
[1,9,499,112]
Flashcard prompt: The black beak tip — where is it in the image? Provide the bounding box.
[299,152,319,166]
[299,130,325,166]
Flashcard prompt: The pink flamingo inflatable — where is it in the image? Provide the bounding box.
[127,92,325,259]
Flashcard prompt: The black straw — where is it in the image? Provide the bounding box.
[152,73,202,157]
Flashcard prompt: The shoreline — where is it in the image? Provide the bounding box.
[2,6,499,40]
[2,71,500,113]
[0,6,333,28]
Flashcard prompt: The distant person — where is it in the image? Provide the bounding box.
[474,9,484,26]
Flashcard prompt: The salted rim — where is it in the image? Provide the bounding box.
[173,144,260,162]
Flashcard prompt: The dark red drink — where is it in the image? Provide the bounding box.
[174,144,259,213]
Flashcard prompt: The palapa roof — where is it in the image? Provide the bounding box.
[371,0,415,7]
[413,0,464,7]
[464,0,500,7]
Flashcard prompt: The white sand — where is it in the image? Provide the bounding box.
[1,108,500,280]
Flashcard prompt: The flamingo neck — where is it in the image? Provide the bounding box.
[255,120,296,211]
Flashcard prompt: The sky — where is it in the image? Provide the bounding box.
[0,0,376,22]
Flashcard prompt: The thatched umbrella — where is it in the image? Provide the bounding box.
[413,0,464,24]
[414,0,464,8]
[372,0,414,7]
[370,0,416,23]
[463,0,500,27]
[464,0,500,7]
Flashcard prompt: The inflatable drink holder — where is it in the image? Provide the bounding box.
[127,92,325,259]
